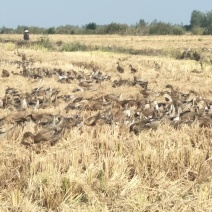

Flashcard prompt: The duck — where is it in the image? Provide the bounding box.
[2,69,10,77]
[84,112,101,126]
[34,113,54,126]
[134,76,148,89]
[145,119,161,130]
[21,128,62,146]
[78,80,93,88]
[5,110,31,124]
[129,64,137,73]
[165,84,178,96]
[84,100,102,111]
[116,62,124,73]
[154,61,160,70]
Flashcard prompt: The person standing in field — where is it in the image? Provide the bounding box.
[23,30,29,40]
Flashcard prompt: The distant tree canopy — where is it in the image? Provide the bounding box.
[86,22,97,30]
[190,10,212,34]
[47,27,56,34]
[190,10,206,28]
[1,10,212,35]
[103,23,129,34]
[149,20,185,35]
[137,19,148,27]
[0,26,14,34]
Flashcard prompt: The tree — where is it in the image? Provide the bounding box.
[137,19,147,27]
[149,21,172,35]
[16,25,28,34]
[47,27,56,34]
[190,10,212,35]
[104,22,128,34]
[205,10,212,28]
[190,10,205,28]
[0,26,14,34]
[86,22,97,30]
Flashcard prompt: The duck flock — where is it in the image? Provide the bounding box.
[0,53,212,147]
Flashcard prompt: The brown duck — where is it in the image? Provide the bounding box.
[129,64,137,73]
[84,112,101,126]
[116,62,124,73]
[21,128,61,146]
[6,110,31,124]
[2,69,10,77]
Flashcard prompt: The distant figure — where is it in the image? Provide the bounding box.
[2,69,10,77]
[23,30,29,40]
[116,62,124,73]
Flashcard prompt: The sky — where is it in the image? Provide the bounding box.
[1,0,212,28]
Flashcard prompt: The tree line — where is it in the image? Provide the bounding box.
[1,10,212,35]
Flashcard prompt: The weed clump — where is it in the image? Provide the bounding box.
[37,35,53,50]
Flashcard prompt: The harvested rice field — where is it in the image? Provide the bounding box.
[0,34,211,211]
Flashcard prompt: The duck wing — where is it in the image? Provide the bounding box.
[34,129,55,143]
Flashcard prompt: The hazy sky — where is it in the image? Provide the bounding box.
[1,0,212,28]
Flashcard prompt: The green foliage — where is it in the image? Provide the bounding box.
[203,24,212,35]
[86,22,97,30]
[149,21,185,35]
[191,27,204,35]
[104,22,129,34]
[61,42,88,51]
[46,27,56,34]
[172,25,186,35]
[205,11,212,27]
[16,25,28,34]
[16,26,46,34]
[0,26,14,34]
[149,21,170,35]
[190,10,205,28]
[4,10,212,35]
[37,35,53,49]
[30,26,46,34]
[137,19,148,27]
[135,19,149,35]
[161,48,182,58]
[56,25,79,34]
[190,10,212,34]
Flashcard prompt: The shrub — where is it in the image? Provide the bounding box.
[37,35,53,49]
[149,21,185,35]
[46,27,56,34]
[149,22,172,35]
[104,23,129,34]
[191,27,204,35]
[172,25,186,35]
[61,42,88,52]
[203,24,212,35]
